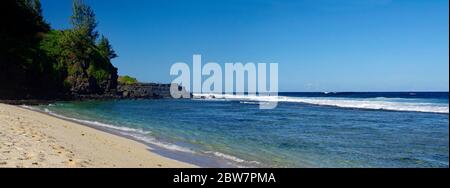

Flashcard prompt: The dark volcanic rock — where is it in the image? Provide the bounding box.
[66,63,118,97]
[117,83,189,99]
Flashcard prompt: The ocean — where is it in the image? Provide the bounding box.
[31,92,449,167]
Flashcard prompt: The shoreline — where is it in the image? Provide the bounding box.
[21,102,238,168]
[0,103,196,168]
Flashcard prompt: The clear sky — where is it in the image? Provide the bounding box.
[41,0,449,92]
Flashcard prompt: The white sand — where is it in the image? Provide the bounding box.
[0,103,196,168]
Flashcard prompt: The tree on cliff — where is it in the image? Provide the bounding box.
[65,0,99,69]
[42,0,119,95]
[98,35,118,60]
[71,0,98,41]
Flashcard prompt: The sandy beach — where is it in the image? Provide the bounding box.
[0,103,196,168]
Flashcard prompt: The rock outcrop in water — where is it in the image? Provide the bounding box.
[117,83,189,99]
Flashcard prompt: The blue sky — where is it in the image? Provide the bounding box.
[41,0,449,91]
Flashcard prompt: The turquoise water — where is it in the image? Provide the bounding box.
[35,92,449,167]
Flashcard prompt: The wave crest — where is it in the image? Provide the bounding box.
[193,94,449,113]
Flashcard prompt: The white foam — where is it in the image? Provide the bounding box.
[204,151,260,165]
[118,131,196,153]
[20,104,38,110]
[45,109,152,134]
[239,101,260,105]
[282,97,448,114]
[193,94,449,113]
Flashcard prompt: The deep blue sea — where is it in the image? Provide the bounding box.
[31,92,449,167]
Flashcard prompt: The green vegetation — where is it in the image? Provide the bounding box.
[118,76,139,85]
[1,0,119,99]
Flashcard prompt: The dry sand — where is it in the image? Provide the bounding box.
[0,103,196,168]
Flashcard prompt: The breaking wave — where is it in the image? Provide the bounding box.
[193,94,449,113]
